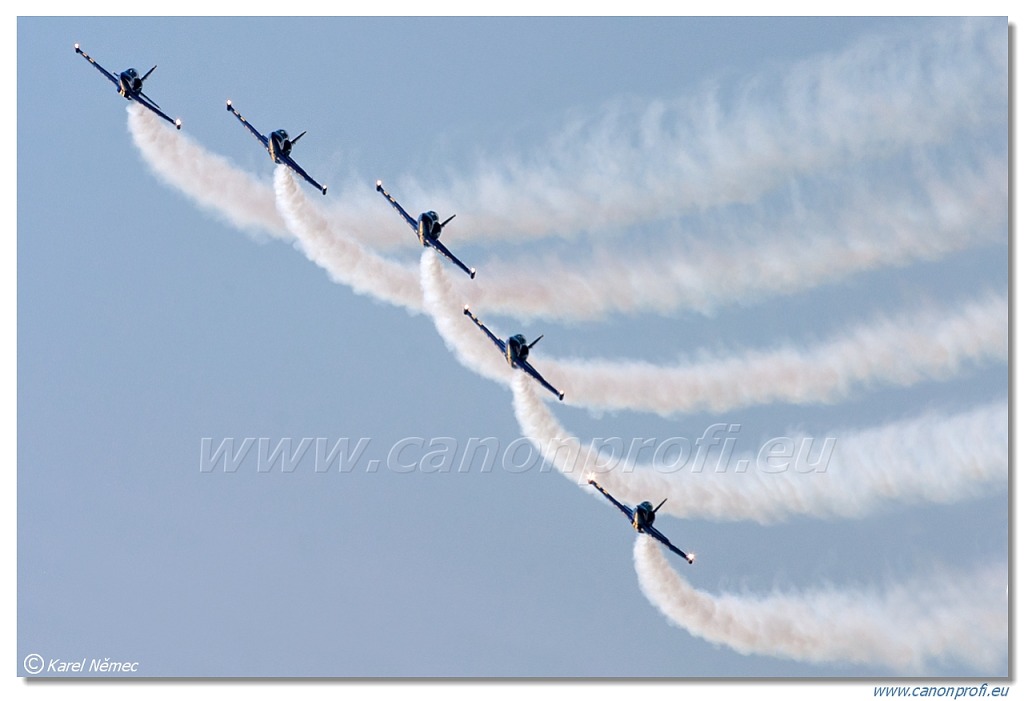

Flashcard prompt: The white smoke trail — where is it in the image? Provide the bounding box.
[458,154,1007,321]
[422,226,1007,420]
[633,537,1007,673]
[512,374,1007,523]
[127,103,289,239]
[546,293,1007,416]
[419,249,512,384]
[389,18,1005,247]
[127,104,430,312]
[273,166,424,311]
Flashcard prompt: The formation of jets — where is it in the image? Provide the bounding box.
[74,43,697,568]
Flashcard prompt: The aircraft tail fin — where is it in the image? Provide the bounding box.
[528,335,544,349]
[653,498,668,513]
[440,214,456,229]
[291,130,307,146]
[141,65,157,82]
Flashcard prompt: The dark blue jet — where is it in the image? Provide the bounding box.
[463,306,564,401]
[74,44,181,130]
[225,100,327,195]
[375,180,476,279]
[588,479,695,564]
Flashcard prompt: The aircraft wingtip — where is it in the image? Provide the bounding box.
[470,268,476,279]
[74,43,80,51]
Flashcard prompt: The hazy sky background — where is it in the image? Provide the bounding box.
[17,16,1008,678]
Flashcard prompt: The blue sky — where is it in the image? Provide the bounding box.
[16,16,1008,680]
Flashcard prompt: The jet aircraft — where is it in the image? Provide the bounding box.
[225,100,327,195]
[463,306,564,400]
[74,44,181,130]
[588,479,695,564]
[375,180,476,279]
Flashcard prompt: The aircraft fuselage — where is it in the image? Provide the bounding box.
[268,130,294,162]
[633,502,657,531]
[506,334,530,367]
[118,69,143,98]
[417,211,443,244]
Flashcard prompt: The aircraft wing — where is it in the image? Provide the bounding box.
[280,153,328,195]
[463,307,507,355]
[644,525,695,564]
[74,44,119,88]
[375,181,418,230]
[428,237,476,279]
[518,359,565,401]
[587,480,634,520]
[226,100,270,150]
[132,92,181,129]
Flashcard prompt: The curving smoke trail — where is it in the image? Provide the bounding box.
[127,103,289,239]
[455,154,1007,321]
[633,537,1007,673]
[422,236,1007,419]
[273,166,424,311]
[390,18,1006,248]
[420,249,511,383]
[127,106,429,313]
[546,292,1008,416]
[512,374,1007,524]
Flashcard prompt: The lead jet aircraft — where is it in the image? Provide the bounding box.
[588,479,695,564]
[74,44,181,130]
[225,100,327,195]
[463,306,564,400]
[375,180,476,279]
